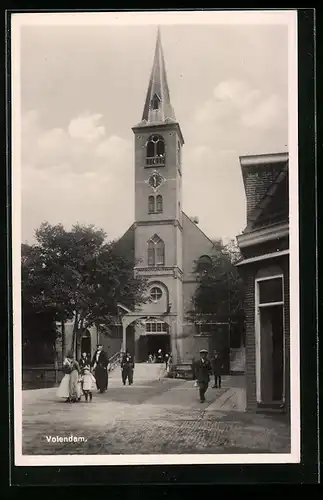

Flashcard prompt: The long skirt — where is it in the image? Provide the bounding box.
[56,374,70,398]
[94,366,108,392]
[69,369,82,400]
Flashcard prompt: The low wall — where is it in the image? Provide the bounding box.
[22,366,64,390]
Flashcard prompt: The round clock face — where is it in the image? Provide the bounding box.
[149,173,163,189]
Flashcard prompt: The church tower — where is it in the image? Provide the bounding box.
[131,28,185,362]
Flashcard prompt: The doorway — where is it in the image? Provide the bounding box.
[147,334,171,359]
[137,334,171,362]
[80,336,91,358]
[259,305,284,403]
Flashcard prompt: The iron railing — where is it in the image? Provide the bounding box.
[108,351,121,372]
[145,156,165,166]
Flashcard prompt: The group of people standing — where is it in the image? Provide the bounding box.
[56,344,223,405]
[56,343,109,403]
[148,349,172,369]
[193,349,224,403]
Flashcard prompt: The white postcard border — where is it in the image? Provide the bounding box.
[11,9,300,467]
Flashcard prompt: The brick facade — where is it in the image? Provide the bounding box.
[237,153,290,415]
[241,255,290,413]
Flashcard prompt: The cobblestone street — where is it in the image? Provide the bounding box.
[22,365,290,455]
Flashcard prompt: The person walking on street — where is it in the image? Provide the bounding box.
[195,349,212,403]
[91,344,109,393]
[212,349,224,388]
[121,351,135,385]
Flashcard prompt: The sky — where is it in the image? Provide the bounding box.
[18,14,289,244]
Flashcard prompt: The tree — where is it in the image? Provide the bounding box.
[188,239,245,325]
[22,222,148,358]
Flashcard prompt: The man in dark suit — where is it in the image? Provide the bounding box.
[91,344,108,393]
[195,349,213,403]
[211,349,224,388]
[121,351,135,386]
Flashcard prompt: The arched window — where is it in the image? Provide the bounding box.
[156,195,163,213]
[146,135,165,166]
[147,235,165,266]
[148,196,155,213]
[196,255,212,274]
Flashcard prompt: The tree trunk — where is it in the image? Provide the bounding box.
[71,310,79,356]
[53,341,58,385]
[61,319,66,361]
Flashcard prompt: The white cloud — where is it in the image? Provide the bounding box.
[195,79,285,132]
[21,110,133,243]
[190,79,288,158]
[68,113,105,142]
[96,135,131,164]
[241,93,285,129]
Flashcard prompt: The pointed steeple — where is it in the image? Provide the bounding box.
[141,28,176,125]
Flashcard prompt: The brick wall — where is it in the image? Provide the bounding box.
[244,272,257,411]
[240,255,290,414]
[243,163,284,221]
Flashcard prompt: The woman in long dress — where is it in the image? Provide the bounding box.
[56,354,73,402]
[57,352,82,402]
[69,357,81,402]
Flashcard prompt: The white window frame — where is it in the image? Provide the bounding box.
[145,319,168,334]
[255,274,285,404]
[150,286,163,302]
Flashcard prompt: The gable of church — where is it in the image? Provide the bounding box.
[182,212,214,281]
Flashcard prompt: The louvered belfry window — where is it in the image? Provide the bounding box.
[146,135,165,166]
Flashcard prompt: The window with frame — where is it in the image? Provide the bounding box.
[145,319,168,334]
[146,135,165,166]
[148,196,155,213]
[156,195,163,213]
[150,286,163,301]
[258,277,283,305]
[147,234,165,266]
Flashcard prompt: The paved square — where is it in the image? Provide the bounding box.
[21,366,291,456]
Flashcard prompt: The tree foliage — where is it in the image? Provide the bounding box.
[188,239,245,324]
[22,222,148,357]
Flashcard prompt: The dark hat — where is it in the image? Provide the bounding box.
[200,349,208,353]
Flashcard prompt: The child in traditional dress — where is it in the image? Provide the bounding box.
[81,364,96,402]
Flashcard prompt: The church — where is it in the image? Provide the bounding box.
[114,29,216,364]
[55,29,223,367]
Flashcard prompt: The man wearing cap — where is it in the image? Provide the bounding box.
[195,349,213,403]
[91,344,109,393]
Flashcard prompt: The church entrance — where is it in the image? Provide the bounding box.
[79,331,91,359]
[147,334,170,360]
[137,334,171,362]
[136,318,171,362]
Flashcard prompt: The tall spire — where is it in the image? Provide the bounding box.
[141,27,176,124]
